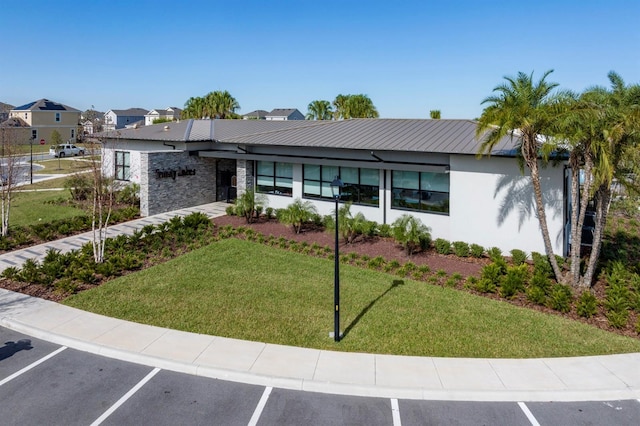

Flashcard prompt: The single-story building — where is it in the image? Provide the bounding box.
[97,118,569,256]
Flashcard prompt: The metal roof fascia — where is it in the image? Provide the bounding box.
[198,150,449,173]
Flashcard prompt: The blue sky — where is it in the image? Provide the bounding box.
[1,0,638,119]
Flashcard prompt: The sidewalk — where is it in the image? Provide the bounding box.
[1,202,640,402]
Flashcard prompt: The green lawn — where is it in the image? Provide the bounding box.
[34,158,92,174]
[63,238,640,358]
[10,190,86,227]
[17,176,68,190]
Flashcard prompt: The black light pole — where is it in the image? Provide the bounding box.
[30,136,34,184]
[330,176,344,342]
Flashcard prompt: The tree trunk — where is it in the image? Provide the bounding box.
[571,155,594,288]
[582,185,611,287]
[528,157,565,283]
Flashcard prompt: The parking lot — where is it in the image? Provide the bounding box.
[2,327,639,425]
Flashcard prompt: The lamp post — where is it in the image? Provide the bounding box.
[30,136,34,184]
[330,176,344,342]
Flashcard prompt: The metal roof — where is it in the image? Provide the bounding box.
[266,108,301,117]
[107,108,149,116]
[98,118,518,155]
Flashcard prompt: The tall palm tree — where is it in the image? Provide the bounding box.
[306,100,333,120]
[333,94,379,119]
[205,90,240,119]
[182,96,206,119]
[476,70,565,282]
[580,72,640,286]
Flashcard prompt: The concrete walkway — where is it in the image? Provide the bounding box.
[1,202,639,402]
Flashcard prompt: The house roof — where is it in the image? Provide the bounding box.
[243,110,269,119]
[12,99,80,112]
[98,118,518,156]
[0,117,30,128]
[107,108,149,116]
[266,108,301,118]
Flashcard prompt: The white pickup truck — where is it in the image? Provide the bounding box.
[49,143,85,158]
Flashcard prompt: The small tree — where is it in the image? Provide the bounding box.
[392,214,432,255]
[277,198,317,233]
[325,202,371,243]
[0,126,24,236]
[234,188,267,223]
[430,110,441,119]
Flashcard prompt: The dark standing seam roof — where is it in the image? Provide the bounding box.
[97,118,519,155]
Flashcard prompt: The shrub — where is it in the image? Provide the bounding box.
[434,238,451,255]
[277,198,318,233]
[478,262,503,292]
[225,205,236,216]
[531,252,553,278]
[500,265,529,299]
[470,243,485,258]
[452,241,469,257]
[234,188,267,223]
[547,284,573,313]
[64,173,93,201]
[116,183,140,206]
[607,310,629,329]
[576,291,598,318]
[526,286,547,305]
[1,266,19,279]
[391,214,431,255]
[367,256,386,269]
[475,278,497,294]
[377,223,392,238]
[487,247,502,262]
[265,207,275,219]
[510,249,528,266]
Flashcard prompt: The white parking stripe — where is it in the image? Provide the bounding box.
[0,346,67,387]
[391,398,402,426]
[248,386,272,426]
[90,367,160,426]
[518,402,541,426]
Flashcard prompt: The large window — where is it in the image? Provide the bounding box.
[391,170,449,214]
[256,161,293,196]
[303,165,379,206]
[115,151,130,181]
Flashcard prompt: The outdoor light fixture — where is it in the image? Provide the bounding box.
[330,176,344,342]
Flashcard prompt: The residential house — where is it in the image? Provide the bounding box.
[104,108,148,132]
[242,110,269,120]
[7,99,81,144]
[265,108,304,121]
[97,118,569,257]
[144,107,182,126]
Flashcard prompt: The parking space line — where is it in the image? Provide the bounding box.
[0,346,67,387]
[248,386,272,426]
[90,367,160,426]
[518,402,541,426]
[391,398,402,426]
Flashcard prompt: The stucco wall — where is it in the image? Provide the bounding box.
[140,151,217,216]
[449,155,565,256]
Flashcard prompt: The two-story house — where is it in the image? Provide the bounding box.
[144,107,182,126]
[104,108,148,132]
[8,99,81,144]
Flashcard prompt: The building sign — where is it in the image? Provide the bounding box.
[155,168,196,180]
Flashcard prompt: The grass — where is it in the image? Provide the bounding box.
[17,176,69,190]
[34,158,92,174]
[10,190,86,227]
[63,238,640,358]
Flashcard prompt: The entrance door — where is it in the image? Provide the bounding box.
[216,159,237,202]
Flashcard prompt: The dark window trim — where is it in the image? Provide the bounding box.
[391,171,450,216]
[303,165,380,207]
[115,151,130,181]
[255,161,293,197]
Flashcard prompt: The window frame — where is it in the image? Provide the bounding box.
[255,161,293,197]
[391,170,450,215]
[114,151,131,181]
[303,165,380,207]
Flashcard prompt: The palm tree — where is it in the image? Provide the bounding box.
[476,70,565,282]
[182,96,206,119]
[332,94,379,119]
[306,100,333,120]
[430,110,441,119]
[205,90,240,119]
[580,72,640,286]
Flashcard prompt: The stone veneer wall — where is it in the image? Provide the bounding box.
[140,151,217,216]
[236,159,254,196]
